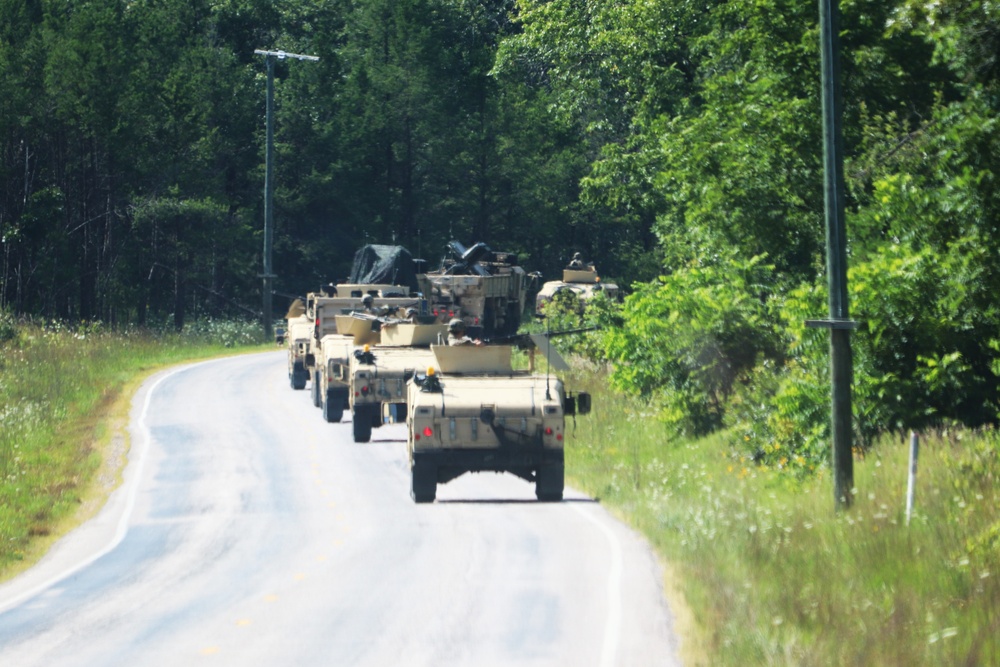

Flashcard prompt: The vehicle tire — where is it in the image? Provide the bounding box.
[411,460,437,503]
[352,411,373,442]
[290,361,307,390]
[535,463,564,501]
[323,391,344,423]
[311,371,322,407]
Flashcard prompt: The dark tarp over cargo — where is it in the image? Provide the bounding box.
[348,245,419,295]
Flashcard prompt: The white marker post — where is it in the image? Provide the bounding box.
[905,431,919,525]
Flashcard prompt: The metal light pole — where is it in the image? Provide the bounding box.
[254,49,319,340]
[807,0,855,510]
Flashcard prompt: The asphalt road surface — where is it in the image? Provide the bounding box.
[0,351,682,666]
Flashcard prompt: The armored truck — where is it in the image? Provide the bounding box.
[405,344,590,503]
[416,241,533,338]
[347,322,447,443]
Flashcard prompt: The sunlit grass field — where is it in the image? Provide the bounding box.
[564,367,1000,667]
[0,315,267,576]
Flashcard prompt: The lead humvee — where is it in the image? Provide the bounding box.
[405,343,591,503]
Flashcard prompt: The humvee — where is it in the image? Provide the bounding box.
[311,313,390,422]
[303,284,417,406]
[405,344,591,503]
[535,265,619,314]
[347,322,447,443]
[286,314,313,390]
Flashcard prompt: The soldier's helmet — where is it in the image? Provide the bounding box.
[405,307,418,318]
[448,318,466,333]
[362,294,373,307]
[572,252,582,260]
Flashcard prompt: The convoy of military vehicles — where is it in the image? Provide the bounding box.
[280,241,597,502]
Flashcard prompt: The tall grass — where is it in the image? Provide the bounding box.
[0,314,267,574]
[564,366,1000,666]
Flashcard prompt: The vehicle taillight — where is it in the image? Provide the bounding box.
[361,385,369,396]
[557,434,563,441]
[544,427,553,435]
[422,426,433,437]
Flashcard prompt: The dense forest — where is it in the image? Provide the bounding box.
[2,0,999,466]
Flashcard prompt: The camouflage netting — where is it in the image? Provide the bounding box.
[349,245,419,294]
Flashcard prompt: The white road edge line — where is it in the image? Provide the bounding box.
[0,361,217,614]
[570,503,623,667]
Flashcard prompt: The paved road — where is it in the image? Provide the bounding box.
[0,351,682,666]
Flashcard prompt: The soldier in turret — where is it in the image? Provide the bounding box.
[447,318,482,346]
[567,252,585,269]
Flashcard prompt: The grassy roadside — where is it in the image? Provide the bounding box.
[0,317,269,580]
[563,366,999,667]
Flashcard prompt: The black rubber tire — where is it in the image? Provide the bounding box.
[352,411,373,442]
[410,460,437,503]
[323,391,344,423]
[290,361,307,390]
[535,463,564,501]
[311,371,322,407]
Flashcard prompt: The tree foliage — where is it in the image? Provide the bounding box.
[2,0,999,467]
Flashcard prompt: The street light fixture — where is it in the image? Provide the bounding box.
[254,49,319,340]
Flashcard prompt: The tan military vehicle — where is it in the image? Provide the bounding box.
[405,343,591,503]
[287,317,314,390]
[311,313,390,423]
[416,241,533,338]
[347,321,448,442]
[535,258,619,314]
[314,333,356,422]
[303,284,417,408]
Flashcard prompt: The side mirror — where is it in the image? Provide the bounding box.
[564,392,592,416]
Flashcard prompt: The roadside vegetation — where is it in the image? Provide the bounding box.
[531,281,1000,666]
[0,312,267,577]
[565,367,999,667]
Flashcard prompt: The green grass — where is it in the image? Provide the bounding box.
[563,366,1000,667]
[0,315,269,576]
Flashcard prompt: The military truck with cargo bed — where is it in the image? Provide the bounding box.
[405,344,591,503]
[416,241,534,339]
